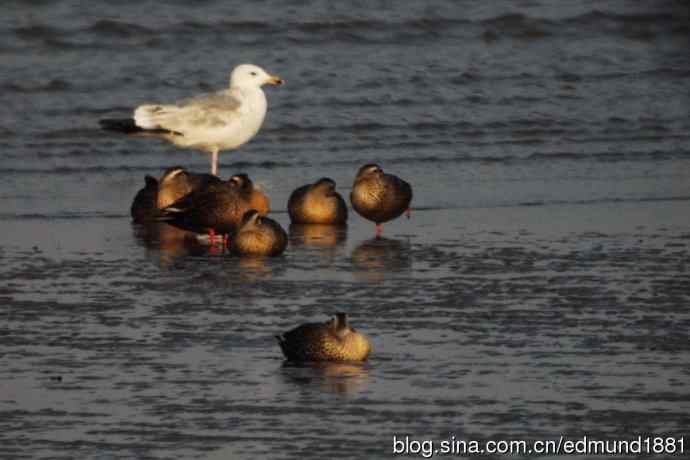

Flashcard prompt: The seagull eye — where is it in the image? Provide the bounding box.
[250,71,257,76]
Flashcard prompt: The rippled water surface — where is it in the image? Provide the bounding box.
[1,1,689,459]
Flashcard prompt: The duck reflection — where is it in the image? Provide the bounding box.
[280,361,370,394]
[132,222,206,268]
[351,237,411,282]
[289,223,348,248]
[233,255,274,281]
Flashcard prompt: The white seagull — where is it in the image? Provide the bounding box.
[100,64,283,176]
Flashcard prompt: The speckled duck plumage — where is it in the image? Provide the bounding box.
[288,177,348,225]
[350,163,412,225]
[159,173,270,236]
[232,209,287,256]
[276,313,371,362]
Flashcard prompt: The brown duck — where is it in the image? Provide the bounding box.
[350,163,412,238]
[276,312,371,362]
[287,177,348,225]
[130,166,220,223]
[232,210,288,256]
[159,173,270,245]
[156,166,221,210]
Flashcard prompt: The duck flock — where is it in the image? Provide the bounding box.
[100,64,413,364]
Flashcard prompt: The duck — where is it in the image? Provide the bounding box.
[156,166,222,209]
[276,312,371,362]
[287,177,348,225]
[232,210,287,256]
[350,163,412,238]
[130,166,220,223]
[158,173,270,246]
[100,64,283,176]
[130,175,159,223]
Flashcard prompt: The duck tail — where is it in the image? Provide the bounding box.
[334,312,348,330]
[144,175,158,188]
[276,335,289,358]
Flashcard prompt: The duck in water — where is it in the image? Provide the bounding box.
[130,166,221,223]
[158,173,269,247]
[231,210,288,256]
[277,312,371,362]
[157,166,222,209]
[287,177,348,225]
[350,163,412,238]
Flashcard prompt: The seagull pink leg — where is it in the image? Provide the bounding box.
[405,207,411,219]
[375,223,383,239]
[210,148,219,176]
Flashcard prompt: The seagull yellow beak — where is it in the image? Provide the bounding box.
[267,75,284,86]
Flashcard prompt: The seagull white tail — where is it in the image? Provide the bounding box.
[134,105,166,130]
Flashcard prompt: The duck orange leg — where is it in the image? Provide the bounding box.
[207,229,217,254]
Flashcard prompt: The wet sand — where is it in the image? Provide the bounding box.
[2,201,688,459]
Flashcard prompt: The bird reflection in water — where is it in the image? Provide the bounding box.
[132,222,207,269]
[234,255,275,282]
[351,237,412,282]
[280,361,370,394]
[289,223,347,248]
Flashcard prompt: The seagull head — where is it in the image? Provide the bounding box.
[230,64,283,89]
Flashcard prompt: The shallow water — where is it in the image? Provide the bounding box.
[1,1,689,459]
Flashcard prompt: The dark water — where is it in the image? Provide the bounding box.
[1,1,689,459]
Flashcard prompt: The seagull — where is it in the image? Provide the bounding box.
[100,64,283,176]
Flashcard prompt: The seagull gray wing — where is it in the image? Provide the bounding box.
[134,90,244,133]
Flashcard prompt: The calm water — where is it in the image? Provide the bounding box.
[1,1,689,459]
